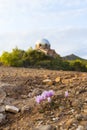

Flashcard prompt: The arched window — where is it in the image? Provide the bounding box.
[39,44,42,47]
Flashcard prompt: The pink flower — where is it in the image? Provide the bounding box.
[35,95,44,104]
[35,90,55,104]
[65,91,69,97]
[41,91,48,99]
[41,90,54,98]
[47,97,51,102]
[48,90,54,97]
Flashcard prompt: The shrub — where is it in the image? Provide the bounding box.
[70,60,87,72]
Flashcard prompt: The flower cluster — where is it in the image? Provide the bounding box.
[35,90,54,104]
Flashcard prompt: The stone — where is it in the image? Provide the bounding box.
[62,79,69,84]
[76,125,84,130]
[52,117,59,122]
[83,109,87,113]
[21,95,28,99]
[33,125,56,130]
[83,115,87,121]
[72,99,79,107]
[0,105,5,112]
[55,77,61,83]
[5,105,19,113]
[28,88,43,97]
[43,79,53,86]
[21,105,32,114]
[0,113,6,124]
[59,106,64,111]
[75,114,83,121]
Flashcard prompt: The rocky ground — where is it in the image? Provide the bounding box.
[0,67,87,130]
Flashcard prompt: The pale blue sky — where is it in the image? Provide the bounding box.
[0,0,87,58]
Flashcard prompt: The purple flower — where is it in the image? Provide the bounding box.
[47,97,51,102]
[48,90,54,97]
[41,90,54,98]
[35,95,44,104]
[35,90,55,104]
[41,91,49,99]
[65,91,69,97]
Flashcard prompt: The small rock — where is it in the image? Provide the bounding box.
[75,114,83,121]
[44,75,49,78]
[43,79,53,86]
[70,109,74,113]
[72,99,79,107]
[5,105,19,113]
[76,125,84,130]
[55,77,61,83]
[83,109,87,113]
[21,105,32,113]
[62,79,69,84]
[33,125,56,130]
[28,88,43,97]
[0,105,5,112]
[52,117,59,121]
[21,95,28,99]
[59,106,64,111]
[83,115,87,121]
[0,113,6,124]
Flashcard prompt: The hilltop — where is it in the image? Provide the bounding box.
[62,54,86,61]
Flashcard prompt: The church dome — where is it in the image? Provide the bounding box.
[35,39,50,49]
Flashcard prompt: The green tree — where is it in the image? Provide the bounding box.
[26,50,49,65]
[9,47,25,67]
[70,60,87,72]
[0,47,25,67]
[0,51,11,66]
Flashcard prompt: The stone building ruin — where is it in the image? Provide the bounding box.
[35,39,58,57]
